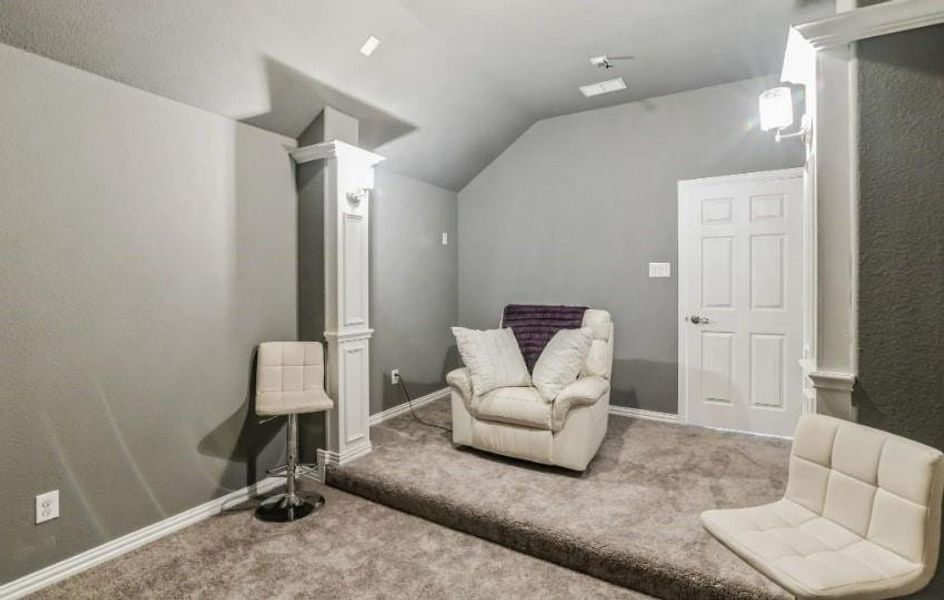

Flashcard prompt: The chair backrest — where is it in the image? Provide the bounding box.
[497,306,614,380]
[787,414,944,565]
[255,342,326,414]
[580,309,614,380]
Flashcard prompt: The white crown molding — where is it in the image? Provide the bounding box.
[291,142,333,164]
[793,0,944,50]
[291,140,385,166]
[608,405,681,425]
[0,477,284,600]
[369,388,450,426]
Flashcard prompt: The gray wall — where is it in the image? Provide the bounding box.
[855,28,943,598]
[0,44,298,584]
[458,76,804,414]
[856,25,944,452]
[296,161,326,344]
[370,169,459,413]
[294,159,328,462]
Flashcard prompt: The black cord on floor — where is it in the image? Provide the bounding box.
[397,376,452,433]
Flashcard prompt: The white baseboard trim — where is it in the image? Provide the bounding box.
[317,442,373,468]
[609,405,681,424]
[0,476,283,600]
[693,423,794,441]
[369,387,450,426]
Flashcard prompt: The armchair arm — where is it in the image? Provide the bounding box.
[446,367,474,402]
[551,376,610,432]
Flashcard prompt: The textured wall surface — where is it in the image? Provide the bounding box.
[857,26,944,450]
[458,76,803,414]
[0,44,297,583]
[370,170,459,412]
[857,26,944,598]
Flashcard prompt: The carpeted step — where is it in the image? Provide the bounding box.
[326,399,792,600]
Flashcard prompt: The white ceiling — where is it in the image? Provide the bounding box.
[0,0,834,190]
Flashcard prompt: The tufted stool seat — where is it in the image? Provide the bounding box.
[702,415,944,599]
[256,342,334,416]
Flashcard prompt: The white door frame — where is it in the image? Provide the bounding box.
[677,167,806,428]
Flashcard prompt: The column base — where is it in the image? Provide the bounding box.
[807,370,857,421]
[318,442,373,468]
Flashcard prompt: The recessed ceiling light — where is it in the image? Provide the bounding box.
[579,77,627,98]
[360,35,381,57]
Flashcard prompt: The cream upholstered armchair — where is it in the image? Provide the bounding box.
[702,414,944,600]
[447,309,613,471]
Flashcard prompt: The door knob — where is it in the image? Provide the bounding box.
[688,315,711,325]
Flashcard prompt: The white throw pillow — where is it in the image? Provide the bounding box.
[532,327,593,401]
[452,327,531,396]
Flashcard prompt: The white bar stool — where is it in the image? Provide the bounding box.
[254,341,334,522]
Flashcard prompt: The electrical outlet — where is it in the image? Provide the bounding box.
[391,369,400,385]
[36,490,59,524]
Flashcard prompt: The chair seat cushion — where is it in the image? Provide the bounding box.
[472,387,552,430]
[702,499,923,599]
[256,390,334,416]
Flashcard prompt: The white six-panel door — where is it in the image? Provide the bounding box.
[678,169,804,437]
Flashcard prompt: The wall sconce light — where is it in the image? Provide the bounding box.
[347,188,370,207]
[759,86,807,143]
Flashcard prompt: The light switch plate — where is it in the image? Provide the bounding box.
[36,490,59,524]
[441,232,449,246]
[648,262,671,278]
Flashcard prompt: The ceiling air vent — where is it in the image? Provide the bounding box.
[579,77,626,98]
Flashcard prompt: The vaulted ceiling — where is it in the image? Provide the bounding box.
[0,0,833,190]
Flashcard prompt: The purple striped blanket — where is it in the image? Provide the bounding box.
[502,304,588,372]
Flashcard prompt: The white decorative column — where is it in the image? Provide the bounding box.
[780,1,944,420]
[292,140,384,466]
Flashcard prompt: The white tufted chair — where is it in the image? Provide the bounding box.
[254,341,334,522]
[702,414,944,599]
[447,309,613,471]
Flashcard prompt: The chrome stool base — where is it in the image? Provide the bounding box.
[255,491,324,522]
[255,413,325,523]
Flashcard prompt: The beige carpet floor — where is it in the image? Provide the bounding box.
[33,481,651,599]
[327,398,795,600]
